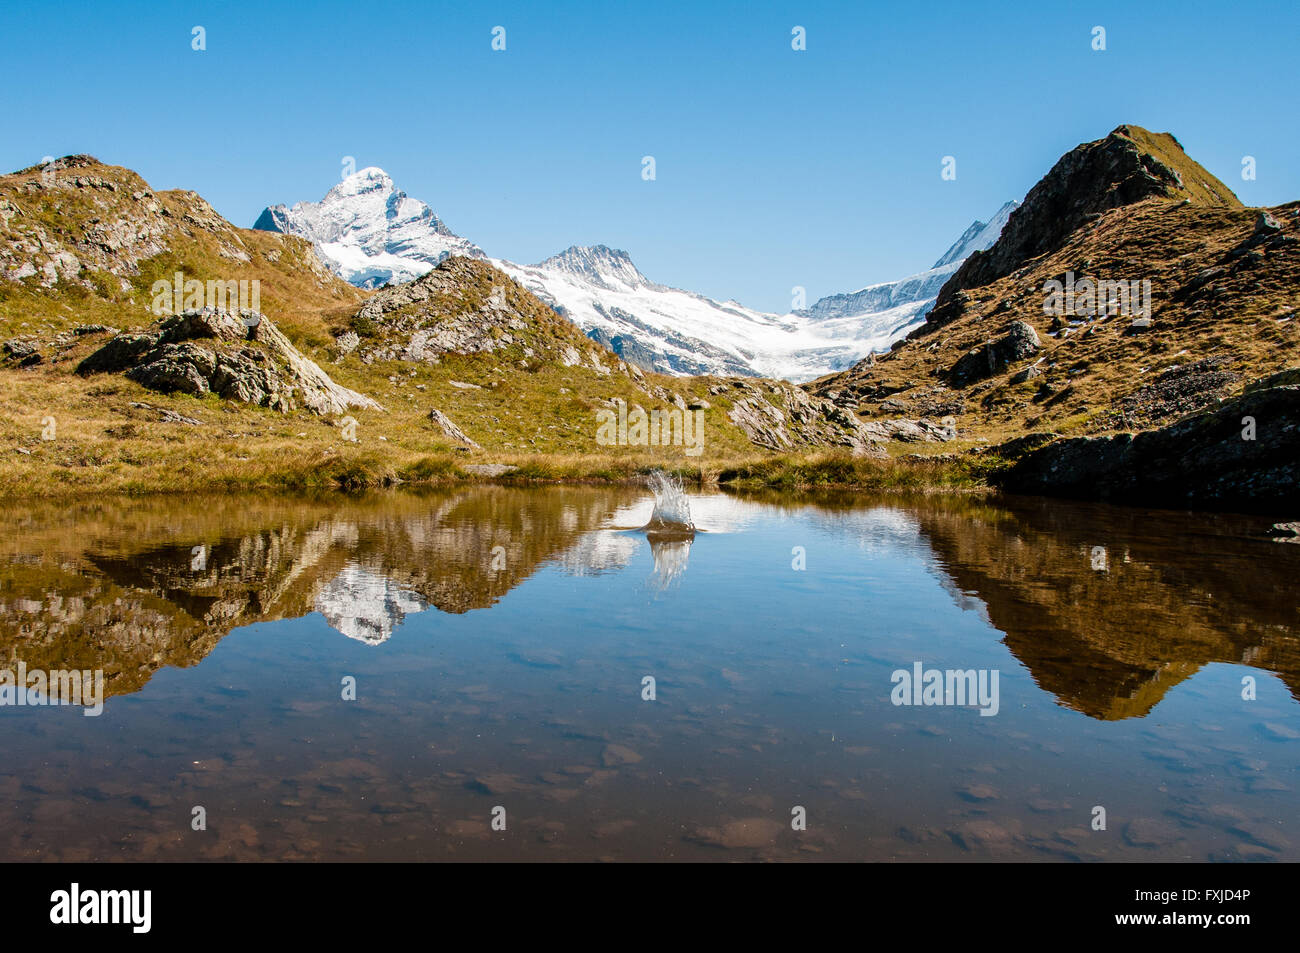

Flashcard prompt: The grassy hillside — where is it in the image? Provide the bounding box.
[1116,125,1243,208]
[811,126,1298,454]
[4,131,1291,502]
[0,157,902,497]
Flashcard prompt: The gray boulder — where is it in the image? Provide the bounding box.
[951,320,1041,384]
[78,308,381,415]
[428,408,481,449]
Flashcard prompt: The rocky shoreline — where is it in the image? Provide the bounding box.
[999,375,1298,513]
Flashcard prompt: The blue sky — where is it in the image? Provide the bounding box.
[4,0,1297,312]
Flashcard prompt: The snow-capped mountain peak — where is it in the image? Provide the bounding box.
[313,563,427,645]
[324,166,393,200]
[797,201,1021,325]
[253,167,484,289]
[932,200,1019,268]
[534,244,656,292]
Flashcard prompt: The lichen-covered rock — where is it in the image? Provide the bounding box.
[723,378,889,456]
[127,343,216,396]
[950,320,1041,384]
[859,418,956,443]
[344,256,577,365]
[78,308,381,415]
[2,338,41,366]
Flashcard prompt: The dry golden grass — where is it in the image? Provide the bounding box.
[0,337,990,501]
[0,316,810,498]
[1,158,862,498]
[818,198,1300,439]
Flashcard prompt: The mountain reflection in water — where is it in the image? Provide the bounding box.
[0,487,1295,861]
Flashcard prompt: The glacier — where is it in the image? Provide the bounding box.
[253,169,1016,383]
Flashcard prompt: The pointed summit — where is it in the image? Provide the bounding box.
[934,125,1242,306]
[323,166,394,200]
[253,167,483,288]
[932,201,1020,269]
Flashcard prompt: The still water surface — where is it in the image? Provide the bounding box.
[1,486,1296,861]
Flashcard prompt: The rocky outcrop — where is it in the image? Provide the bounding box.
[78,308,381,415]
[581,323,743,377]
[949,320,1041,384]
[428,408,481,449]
[1000,382,1299,512]
[0,155,350,295]
[2,338,41,366]
[931,126,1241,313]
[347,257,545,362]
[722,378,889,456]
[860,418,956,442]
[805,126,1295,468]
[586,327,660,372]
[1102,355,1239,428]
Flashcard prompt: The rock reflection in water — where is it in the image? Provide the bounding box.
[1,488,1296,716]
[0,487,645,699]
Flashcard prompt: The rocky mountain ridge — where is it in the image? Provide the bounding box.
[0,155,906,474]
[809,125,1299,511]
[253,168,1017,382]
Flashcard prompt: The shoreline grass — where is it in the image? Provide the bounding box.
[0,445,1001,501]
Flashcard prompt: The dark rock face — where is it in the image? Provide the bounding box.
[77,333,162,375]
[584,312,755,377]
[999,383,1299,513]
[78,308,380,415]
[987,431,1060,459]
[930,127,1235,314]
[1247,367,1300,392]
[950,320,1041,384]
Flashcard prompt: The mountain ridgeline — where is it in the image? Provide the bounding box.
[251,167,1018,381]
[0,125,1296,509]
[809,124,1299,511]
[0,155,889,497]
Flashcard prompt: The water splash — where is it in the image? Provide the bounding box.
[641,470,695,591]
[644,470,695,532]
